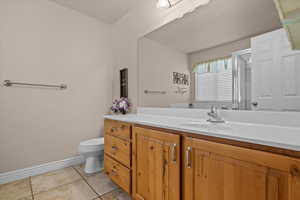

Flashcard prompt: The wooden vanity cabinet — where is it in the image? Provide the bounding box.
[104,119,131,140]
[132,126,181,200]
[105,134,131,167]
[104,120,132,194]
[104,154,131,193]
[183,137,300,200]
[104,119,300,200]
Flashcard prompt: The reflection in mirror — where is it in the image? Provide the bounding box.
[138,37,190,107]
[232,49,252,110]
[193,56,233,110]
[138,0,300,112]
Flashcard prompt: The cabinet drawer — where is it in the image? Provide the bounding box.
[104,134,131,167]
[105,120,131,140]
[104,155,131,194]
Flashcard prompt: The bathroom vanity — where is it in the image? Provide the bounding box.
[103,3,300,200]
[104,109,300,200]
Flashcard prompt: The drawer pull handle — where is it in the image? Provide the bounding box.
[186,147,192,168]
[111,146,118,151]
[290,165,300,177]
[110,127,119,132]
[171,144,177,163]
[111,169,118,176]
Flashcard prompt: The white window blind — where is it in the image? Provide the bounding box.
[217,70,232,101]
[194,57,232,102]
[196,73,217,101]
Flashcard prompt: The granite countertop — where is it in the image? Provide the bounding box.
[104,114,300,152]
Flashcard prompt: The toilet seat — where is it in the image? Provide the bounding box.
[80,138,104,146]
[79,138,104,153]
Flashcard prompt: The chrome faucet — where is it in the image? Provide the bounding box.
[207,105,225,123]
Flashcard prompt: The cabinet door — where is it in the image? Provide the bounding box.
[132,126,180,200]
[183,137,293,200]
[183,139,210,200]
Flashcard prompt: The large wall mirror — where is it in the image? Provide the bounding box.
[138,0,300,112]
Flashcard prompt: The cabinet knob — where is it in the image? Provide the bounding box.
[290,165,300,177]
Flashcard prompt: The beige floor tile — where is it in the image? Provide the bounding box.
[15,197,32,200]
[101,189,131,200]
[85,172,118,196]
[34,179,98,200]
[0,178,33,200]
[31,167,82,194]
[73,164,103,178]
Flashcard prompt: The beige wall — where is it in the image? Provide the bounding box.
[138,38,190,107]
[0,0,113,172]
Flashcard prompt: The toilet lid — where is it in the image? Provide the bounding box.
[80,138,104,146]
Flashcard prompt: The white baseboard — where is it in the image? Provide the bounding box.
[0,156,84,184]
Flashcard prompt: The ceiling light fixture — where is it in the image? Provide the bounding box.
[157,0,185,9]
[157,0,171,9]
[156,0,211,9]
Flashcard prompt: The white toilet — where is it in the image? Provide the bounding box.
[78,137,104,174]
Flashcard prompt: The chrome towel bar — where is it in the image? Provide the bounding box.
[3,80,67,89]
[144,90,166,94]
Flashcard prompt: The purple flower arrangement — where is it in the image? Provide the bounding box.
[111,98,130,115]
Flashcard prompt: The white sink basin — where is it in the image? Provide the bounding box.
[180,121,232,131]
[180,121,212,129]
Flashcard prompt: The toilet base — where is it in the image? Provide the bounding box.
[84,156,103,174]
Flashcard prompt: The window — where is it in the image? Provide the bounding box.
[194,57,232,102]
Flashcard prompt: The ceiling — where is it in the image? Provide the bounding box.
[49,0,140,24]
[146,0,282,53]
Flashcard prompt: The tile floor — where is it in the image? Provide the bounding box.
[0,165,132,200]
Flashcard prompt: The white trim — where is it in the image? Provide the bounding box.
[0,156,84,184]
